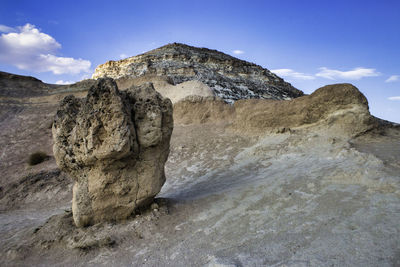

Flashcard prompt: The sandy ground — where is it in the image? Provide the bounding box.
[0,97,399,266]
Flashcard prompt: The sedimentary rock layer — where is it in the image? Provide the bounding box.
[92,43,303,102]
[174,83,377,136]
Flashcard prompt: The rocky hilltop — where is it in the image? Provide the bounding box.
[92,43,303,102]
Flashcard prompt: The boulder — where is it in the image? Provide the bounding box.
[52,78,173,227]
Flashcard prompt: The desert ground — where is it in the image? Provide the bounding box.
[0,71,399,266]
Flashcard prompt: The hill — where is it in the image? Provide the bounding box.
[92,43,303,103]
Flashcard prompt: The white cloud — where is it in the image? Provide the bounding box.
[37,54,91,74]
[232,50,244,55]
[119,53,127,59]
[316,67,380,80]
[385,75,399,83]
[55,80,74,85]
[0,23,91,74]
[388,96,400,101]
[1,24,60,56]
[0,24,14,33]
[271,68,315,80]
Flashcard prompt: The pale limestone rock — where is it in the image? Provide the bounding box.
[52,78,173,227]
[92,43,304,103]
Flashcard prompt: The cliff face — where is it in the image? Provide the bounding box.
[92,43,303,102]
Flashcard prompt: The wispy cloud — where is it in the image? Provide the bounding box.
[385,75,399,83]
[316,67,380,80]
[271,69,315,80]
[119,53,127,59]
[232,50,244,55]
[48,20,59,25]
[0,23,91,74]
[388,96,400,101]
[55,80,74,85]
[0,24,14,33]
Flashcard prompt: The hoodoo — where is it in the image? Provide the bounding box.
[52,79,173,227]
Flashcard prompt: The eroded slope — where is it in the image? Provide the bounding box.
[0,77,399,266]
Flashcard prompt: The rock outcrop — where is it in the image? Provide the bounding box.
[232,83,377,136]
[174,83,377,136]
[92,43,303,103]
[52,79,173,227]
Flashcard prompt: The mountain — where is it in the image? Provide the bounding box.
[92,43,303,102]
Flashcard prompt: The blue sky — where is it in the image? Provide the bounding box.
[0,0,399,122]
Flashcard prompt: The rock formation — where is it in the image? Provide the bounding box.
[174,83,377,136]
[52,78,173,227]
[92,43,303,103]
[232,83,377,136]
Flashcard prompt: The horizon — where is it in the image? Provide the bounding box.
[0,0,399,123]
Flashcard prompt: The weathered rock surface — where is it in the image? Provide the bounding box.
[52,78,173,227]
[232,83,377,136]
[92,43,303,103]
[174,83,378,137]
[114,75,214,104]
